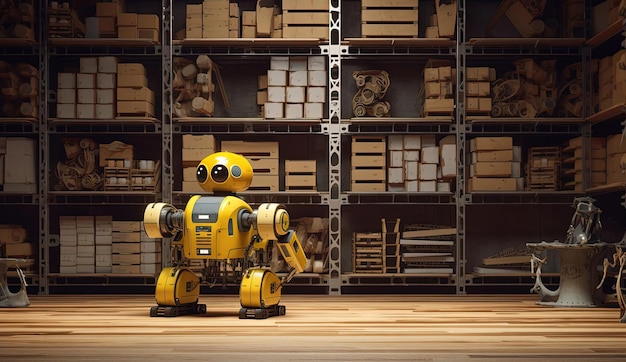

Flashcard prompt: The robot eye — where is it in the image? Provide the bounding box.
[196,165,208,183]
[231,165,242,178]
[210,164,229,183]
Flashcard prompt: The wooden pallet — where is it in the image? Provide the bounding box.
[104,165,130,191]
[353,232,383,273]
[130,160,161,191]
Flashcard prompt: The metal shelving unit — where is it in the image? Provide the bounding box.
[3,0,623,295]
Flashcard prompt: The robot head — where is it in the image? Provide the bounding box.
[196,151,253,192]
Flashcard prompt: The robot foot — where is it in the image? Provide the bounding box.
[239,304,286,319]
[150,303,207,317]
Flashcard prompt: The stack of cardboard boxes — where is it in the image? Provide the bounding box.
[57,56,117,119]
[466,67,495,116]
[115,13,160,41]
[467,137,522,192]
[87,0,125,38]
[181,134,216,193]
[598,49,626,112]
[607,134,626,184]
[117,62,154,117]
[284,160,317,191]
[560,136,607,191]
[422,61,455,117]
[59,216,161,275]
[263,56,325,119]
[186,1,238,39]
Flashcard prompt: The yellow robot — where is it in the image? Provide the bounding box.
[143,151,307,319]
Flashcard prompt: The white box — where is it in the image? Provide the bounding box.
[270,56,289,70]
[419,180,437,192]
[267,70,287,86]
[57,103,76,118]
[439,143,456,178]
[77,233,95,246]
[403,135,421,149]
[405,161,418,180]
[437,181,451,192]
[286,86,305,103]
[289,70,308,86]
[77,245,95,258]
[388,167,404,183]
[289,57,308,71]
[77,89,96,104]
[389,150,403,167]
[77,73,96,88]
[308,56,325,71]
[96,89,114,104]
[421,146,440,164]
[96,244,112,255]
[405,180,418,192]
[264,102,284,118]
[97,73,116,89]
[308,70,326,86]
[304,102,323,118]
[141,263,160,274]
[57,88,76,104]
[76,104,95,119]
[80,57,98,73]
[60,266,77,274]
[419,163,437,180]
[285,103,303,118]
[140,241,161,253]
[388,135,403,150]
[404,150,420,162]
[96,104,115,119]
[98,56,118,73]
[267,86,286,102]
[95,234,113,245]
[76,264,94,273]
[58,73,76,88]
[306,87,325,103]
[4,138,36,184]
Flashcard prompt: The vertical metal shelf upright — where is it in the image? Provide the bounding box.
[161,0,173,268]
[323,0,344,295]
[455,0,466,294]
[38,0,49,294]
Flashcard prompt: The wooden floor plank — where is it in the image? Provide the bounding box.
[1,294,625,361]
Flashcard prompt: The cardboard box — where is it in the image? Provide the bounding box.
[138,14,159,30]
[117,75,148,88]
[0,226,26,244]
[470,137,513,151]
[99,142,134,167]
[118,13,138,27]
[77,89,96,104]
[182,181,204,193]
[57,88,76,104]
[117,100,154,115]
[138,29,159,41]
[98,56,118,73]
[97,73,116,89]
[96,2,122,17]
[264,102,284,118]
[285,103,303,118]
[76,103,95,118]
[267,86,286,102]
[58,73,76,88]
[98,17,116,34]
[96,89,114,104]
[304,102,323,118]
[182,134,216,149]
[117,87,154,103]
[607,134,626,156]
[118,26,138,39]
[80,57,98,73]
[117,63,146,76]
[4,138,35,184]
[468,177,517,191]
[77,73,96,89]
[96,104,115,119]
[471,161,512,177]
[182,148,214,162]
[286,86,305,103]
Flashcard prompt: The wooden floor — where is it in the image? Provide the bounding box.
[1,294,626,361]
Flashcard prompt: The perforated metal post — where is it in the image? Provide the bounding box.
[38,0,49,294]
[455,0,467,294]
[320,0,345,295]
[161,0,173,267]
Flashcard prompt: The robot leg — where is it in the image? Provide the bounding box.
[238,268,285,319]
[150,267,206,317]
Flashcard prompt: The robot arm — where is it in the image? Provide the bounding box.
[143,202,185,239]
[253,203,307,275]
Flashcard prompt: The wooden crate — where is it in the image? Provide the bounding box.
[383,218,401,274]
[400,224,455,274]
[526,147,559,191]
[353,232,383,273]
[48,7,85,38]
[285,160,316,191]
[220,140,279,158]
[361,0,418,38]
[422,98,454,118]
[351,136,386,192]
[282,0,329,39]
[131,160,161,191]
[104,165,130,191]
